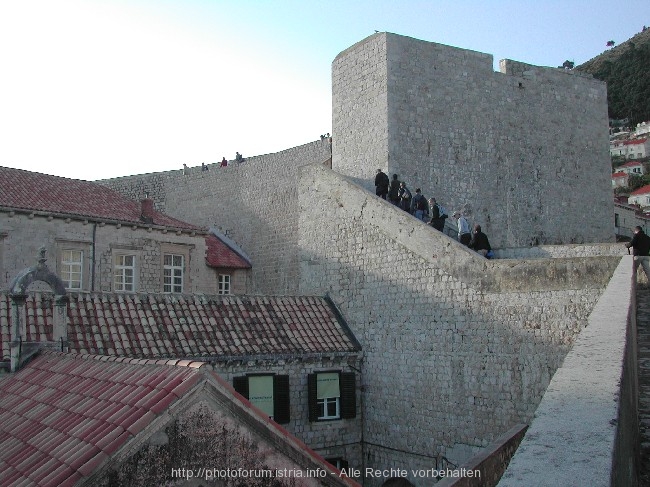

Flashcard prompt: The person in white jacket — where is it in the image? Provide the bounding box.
[453,211,471,246]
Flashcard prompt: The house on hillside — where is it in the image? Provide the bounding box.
[635,121,650,138]
[610,137,649,159]
[0,166,251,295]
[0,351,359,487]
[612,171,629,188]
[617,160,645,176]
[628,184,650,208]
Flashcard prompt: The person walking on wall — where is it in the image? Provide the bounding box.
[411,189,429,222]
[469,224,493,258]
[398,182,412,213]
[626,226,650,284]
[453,211,471,246]
[428,198,447,231]
[388,174,400,206]
[375,169,390,200]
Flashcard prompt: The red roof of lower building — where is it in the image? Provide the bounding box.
[0,166,200,230]
[0,352,204,486]
[631,184,650,196]
[205,235,251,269]
[0,293,361,363]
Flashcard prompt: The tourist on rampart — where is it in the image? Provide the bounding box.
[453,211,471,246]
[201,162,208,172]
[375,169,390,200]
[220,157,228,167]
[398,182,412,213]
[388,174,400,205]
[235,152,244,163]
[469,224,493,258]
[411,188,429,221]
[626,226,650,283]
[428,198,447,231]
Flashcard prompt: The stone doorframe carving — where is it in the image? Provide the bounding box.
[9,247,69,372]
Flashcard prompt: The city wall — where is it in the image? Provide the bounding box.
[101,141,332,295]
[332,33,614,248]
[497,256,638,487]
[297,163,619,485]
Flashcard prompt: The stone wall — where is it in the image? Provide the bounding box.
[497,256,637,487]
[101,141,332,295]
[297,163,620,485]
[332,33,613,248]
[0,212,214,294]
[216,356,363,470]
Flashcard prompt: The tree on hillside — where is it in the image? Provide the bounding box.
[607,40,616,47]
[559,60,574,70]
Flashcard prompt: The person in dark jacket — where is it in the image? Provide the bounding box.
[469,224,492,258]
[388,174,400,205]
[375,169,389,199]
[626,226,650,282]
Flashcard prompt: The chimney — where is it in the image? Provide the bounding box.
[141,198,155,223]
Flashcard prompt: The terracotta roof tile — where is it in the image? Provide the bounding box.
[0,352,204,486]
[0,166,200,231]
[1,293,360,363]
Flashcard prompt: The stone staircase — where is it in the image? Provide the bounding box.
[637,290,650,486]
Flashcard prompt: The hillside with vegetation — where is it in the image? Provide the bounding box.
[575,27,650,125]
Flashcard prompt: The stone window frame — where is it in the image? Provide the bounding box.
[56,240,91,291]
[307,371,356,422]
[218,273,231,295]
[232,373,290,424]
[160,243,192,293]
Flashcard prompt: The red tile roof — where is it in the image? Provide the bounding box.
[0,351,361,487]
[623,138,648,145]
[0,351,204,487]
[631,184,650,196]
[612,172,627,178]
[205,235,251,269]
[0,293,360,363]
[619,161,643,168]
[0,166,200,230]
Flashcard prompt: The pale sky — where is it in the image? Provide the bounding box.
[0,0,646,180]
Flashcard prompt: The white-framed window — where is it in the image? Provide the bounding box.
[114,254,136,292]
[163,253,184,293]
[308,371,356,422]
[61,249,83,290]
[218,274,231,295]
[316,372,341,420]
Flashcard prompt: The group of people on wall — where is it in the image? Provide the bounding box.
[374,169,493,258]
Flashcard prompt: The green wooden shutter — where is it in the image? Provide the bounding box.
[233,376,249,399]
[307,373,318,422]
[273,375,291,424]
[340,372,356,419]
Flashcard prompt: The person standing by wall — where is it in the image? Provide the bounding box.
[375,169,389,200]
[453,211,471,246]
[428,198,447,231]
[626,225,650,283]
[388,174,400,206]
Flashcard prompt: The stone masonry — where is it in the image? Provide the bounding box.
[97,33,620,485]
[297,162,619,485]
[332,33,613,248]
[102,141,332,295]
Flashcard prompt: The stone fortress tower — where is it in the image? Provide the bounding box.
[102,33,620,485]
[332,32,613,248]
